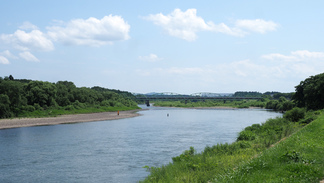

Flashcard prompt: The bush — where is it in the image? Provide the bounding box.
[237,130,256,141]
[284,107,306,122]
[100,100,111,106]
[33,103,43,110]
[65,105,75,110]
[72,100,86,109]
[24,105,35,112]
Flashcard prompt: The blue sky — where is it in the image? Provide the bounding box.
[1,1,324,94]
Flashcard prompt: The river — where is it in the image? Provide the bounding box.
[0,105,282,182]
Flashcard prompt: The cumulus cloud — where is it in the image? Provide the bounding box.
[144,8,215,41]
[47,15,130,46]
[144,9,278,41]
[210,23,245,37]
[19,21,39,30]
[0,29,54,51]
[0,50,18,59]
[262,50,324,61]
[19,51,39,62]
[292,50,324,59]
[0,56,10,64]
[139,54,163,62]
[235,19,278,34]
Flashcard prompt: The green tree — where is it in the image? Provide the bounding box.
[283,107,305,122]
[55,81,76,106]
[72,87,100,104]
[292,72,324,110]
[0,94,12,118]
[9,75,14,80]
[25,81,57,108]
[0,80,26,114]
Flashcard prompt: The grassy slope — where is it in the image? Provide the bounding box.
[214,111,324,182]
[141,111,324,183]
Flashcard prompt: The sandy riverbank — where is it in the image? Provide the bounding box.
[0,109,143,130]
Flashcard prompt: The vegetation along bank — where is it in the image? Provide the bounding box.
[0,75,140,119]
[141,72,324,182]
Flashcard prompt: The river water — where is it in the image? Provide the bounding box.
[0,105,282,182]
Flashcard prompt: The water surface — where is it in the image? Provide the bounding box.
[0,105,282,182]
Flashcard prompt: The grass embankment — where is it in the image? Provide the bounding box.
[214,110,324,182]
[16,105,140,118]
[141,109,324,182]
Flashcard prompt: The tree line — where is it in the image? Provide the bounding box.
[0,75,138,118]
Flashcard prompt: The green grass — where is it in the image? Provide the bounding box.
[140,110,324,183]
[214,110,324,182]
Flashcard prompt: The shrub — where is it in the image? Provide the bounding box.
[172,147,195,163]
[100,100,111,106]
[33,103,43,110]
[284,107,305,122]
[65,105,75,110]
[72,100,86,109]
[24,105,35,112]
[237,130,256,141]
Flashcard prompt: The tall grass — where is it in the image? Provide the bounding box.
[140,109,323,182]
[214,110,324,182]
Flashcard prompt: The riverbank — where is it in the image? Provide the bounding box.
[152,100,267,109]
[0,109,143,130]
[152,103,243,109]
[141,109,324,182]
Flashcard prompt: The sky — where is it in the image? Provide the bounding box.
[1,0,324,94]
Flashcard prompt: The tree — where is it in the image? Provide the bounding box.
[9,75,14,80]
[25,81,57,108]
[55,81,76,106]
[0,94,12,118]
[0,80,26,113]
[292,72,324,110]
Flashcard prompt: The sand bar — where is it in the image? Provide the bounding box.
[0,109,143,130]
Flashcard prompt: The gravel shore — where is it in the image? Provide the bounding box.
[0,109,143,130]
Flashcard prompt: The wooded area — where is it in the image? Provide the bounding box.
[0,75,138,118]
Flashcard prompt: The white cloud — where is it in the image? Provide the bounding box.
[19,51,39,62]
[262,50,324,61]
[144,8,215,41]
[210,23,245,37]
[0,56,10,64]
[261,53,297,61]
[47,15,130,46]
[235,19,278,34]
[0,50,18,59]
[291,50,324,59]
[0,29,54,51]
[19,21,39,30]
[144,9,278,41]
[136,53,324,92]
[139,54,163,62]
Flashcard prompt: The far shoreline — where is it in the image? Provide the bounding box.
[0,109,144,130]
[152,104,262,110]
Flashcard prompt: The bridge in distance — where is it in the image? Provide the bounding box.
[135,96,262,106]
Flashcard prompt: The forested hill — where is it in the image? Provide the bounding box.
[0,75,139,119]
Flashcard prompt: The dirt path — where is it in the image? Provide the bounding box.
[0,109,143,130]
